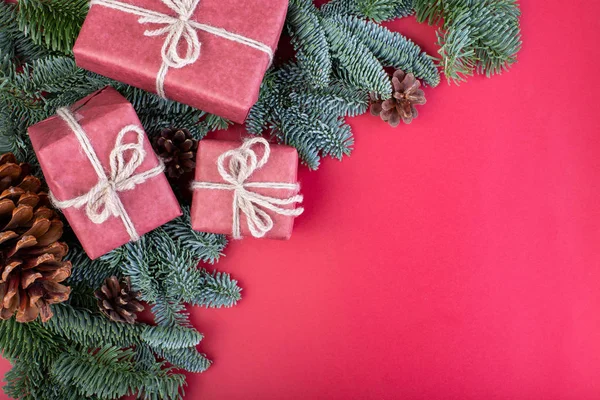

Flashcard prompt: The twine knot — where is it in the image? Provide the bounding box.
[141,0,202,69]
[191,138,304,239]
[51,108,165,241]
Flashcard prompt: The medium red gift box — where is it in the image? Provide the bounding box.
[73,0,288,124]
[191,138,303,240]
[28,87,182,260]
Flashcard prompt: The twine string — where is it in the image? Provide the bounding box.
[191,138,304,239]
[89,0,274,98]
[51,107,164,241]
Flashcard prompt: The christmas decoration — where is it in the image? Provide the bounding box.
[370,69,426,126]
[95,276,143,324]
[0,0,522,398]
[154,127,198,179]
[74,0,288,123]
[28,87,182,260]
[191,138,303,240]
[0,153,71,323]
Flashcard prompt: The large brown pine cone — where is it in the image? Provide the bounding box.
[95,276,144,324]
[0,153,71,323]
[370,69,427,127]
[154,128,198,179]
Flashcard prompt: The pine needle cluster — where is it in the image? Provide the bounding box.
[412,0,522,84]
[1,303,206,399]
[246,0,440,168]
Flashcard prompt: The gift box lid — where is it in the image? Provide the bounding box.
[74,0,289,124]
[191,139,301,240]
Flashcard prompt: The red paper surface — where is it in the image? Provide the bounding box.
[74,0,288,123]
[3,1,600,400]
[28,87,181,260]
[191,140,299,239]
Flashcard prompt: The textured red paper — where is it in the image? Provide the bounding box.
[73,0,288,124]
[28,87,181,260]
[191,140,299,240]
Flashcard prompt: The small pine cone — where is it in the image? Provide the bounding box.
[95,276,144,324]
[0,153,71,323]
[154,128,198,179]
[370,69,427,127]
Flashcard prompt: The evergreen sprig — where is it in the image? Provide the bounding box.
[51,346,185,400]
[0,302,197,399]
[291,0,440,92]
[16,0,89,55]
[322,0,414,22]
[248,63,366,169]
[0,2,49,66]
[247,0,439,168]
[413,0,522,83]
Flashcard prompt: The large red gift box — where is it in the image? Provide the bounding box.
[191,139,302,240]
[28,87,181,260]
[73,0,288,124]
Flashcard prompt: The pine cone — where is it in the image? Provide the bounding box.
[370,69,427,127]
[95,276,143,324]
[154,128,198,179]
[0,153,71,323]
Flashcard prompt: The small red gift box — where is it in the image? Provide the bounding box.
[28,87,182,260]
[74,0,288,124]
[191,138,303,240]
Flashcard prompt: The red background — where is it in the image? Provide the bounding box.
[2,0,600,399]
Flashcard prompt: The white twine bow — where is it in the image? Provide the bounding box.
[191,138,304,239]
[50,107,165,241]
[89,0,274,98]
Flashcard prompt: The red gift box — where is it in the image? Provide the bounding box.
[191,139,303,240]
[73,0,288,124]
[28,87,182,260]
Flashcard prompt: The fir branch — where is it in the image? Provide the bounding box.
[121,241,163,304]
[151,232,205,302]
[274,107,323,169]
[149,229,241,309]
[117,85,232,139]
[151,299,192,328]
[141,325,203,350]
[153,347,212,374]
[161,206,227,264]
[0,2,49,65]
[0,55,108,125]
[4,360,81,400]
[16,0,89,55]
[192,268,242,308]
[322,0,414,22]
[0,100,32,160]
[332,14,440,86]
[248,63,364,169]
[288,79,369,118]
[0,318,64,364]
[51,346,185,400]
[67,246,122,289]
[323,17,392,97]
[413,0,522,83]
[45,304,144,349]
[112,226,239,326]
[287,0,332,88]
